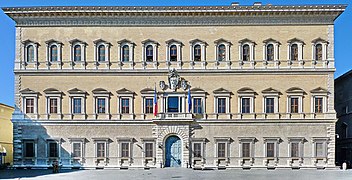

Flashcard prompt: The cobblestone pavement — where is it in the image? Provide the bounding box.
[1,168,352,180]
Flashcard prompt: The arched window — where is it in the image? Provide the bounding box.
[315,44,323,61]
[50,45,58,62]
[98,45,105,62]
[74,45,81,62]
[290,44,298,61]
[242,44,250,61]
[27,45,35,62]
[122,45,129,62]
[146,45,153,62]
[218,44,226,61]
[170,45,177,62]
[194,45,201,61]
[266,44,274,61]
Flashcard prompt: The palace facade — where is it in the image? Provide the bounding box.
[3,2,345,169]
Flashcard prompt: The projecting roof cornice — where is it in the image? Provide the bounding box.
[2,4,346,27]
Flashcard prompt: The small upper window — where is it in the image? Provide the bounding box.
[27,45,35,62]
[74,45,82,62]
[170,45,177,62]
[315,44,323,61]
[50,45,58,62]
[290,44,298,61]
[98,45,106,62]
[218,44,226,61]
[146,45,153,62]
[242,44,250,61]
[122,45,130,62]
[194,45,201,61]
[266,44,274,61]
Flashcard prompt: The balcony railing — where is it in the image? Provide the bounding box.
[14,59,334,71]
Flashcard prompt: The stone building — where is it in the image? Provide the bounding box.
[335,70,352,167]
[3,2,345,169]
[0,103,15,166]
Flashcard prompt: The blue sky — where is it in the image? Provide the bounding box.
[0,0,351,107]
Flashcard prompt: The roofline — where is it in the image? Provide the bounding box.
[0,103,14,110]
[2,4,347,13]
[335,69,352,82]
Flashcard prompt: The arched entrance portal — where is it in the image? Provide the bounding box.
[165,136,182,167]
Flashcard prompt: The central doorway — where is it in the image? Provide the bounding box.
[165,136,182,167]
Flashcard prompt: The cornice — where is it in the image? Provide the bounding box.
[2,4,346,27]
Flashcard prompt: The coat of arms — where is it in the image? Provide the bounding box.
[168,68,180,91]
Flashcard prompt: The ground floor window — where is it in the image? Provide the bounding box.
[96,142,106,158]
[217,142,226,158]
[145,142,154,158]
[48,141,58,158]
[72,142,82,157]
[121,142,130,158]
[242,143,251,157]
[193,143,202,158]
[24,141,35,158]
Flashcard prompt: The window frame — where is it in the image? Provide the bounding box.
[166,39,183,63]
[142,39,159,63]
[46,139,62,159]
[68,89,87,115]
[238,39,256,62]
[262,88,280,114]
[117,138,134,159]
[117,39,135,64]
[214,91,231,114]
[22,40,39,64]
[312,138,328,158]
[69,138,86,159]
[214,137,231,159]
[262,39,280,62]
[238,137,256,158]
[189,39,207,62]
[288,137,305,158]
[311,38,328,61]
[263,137,280,158]
[287,38,304,61]
[23,139,36,159]
[69,39,87,63]
[214,39,232,62]
[93,138,110,159]
[45,40,63,64]
[141,138,156,160]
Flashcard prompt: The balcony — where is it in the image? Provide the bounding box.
[153,113,194,122]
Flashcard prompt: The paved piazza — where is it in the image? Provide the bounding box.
[1,169,352,180]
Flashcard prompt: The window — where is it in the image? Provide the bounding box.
[217,98,226,114]
[241,98,251,113]
[74,45,81,62]
[315,142,324,157]
[73,98,82,114]
[27,45,35,62]
[121,98,130,114]
[48,141,58,158]
[315,44,322,61]
[266,44,274,61]
[218,44,226,61]
[290,44,298,61]
[49,98,58,114]
[291,142,299,157]
[193,98,203,114]
[146,45,153,62]
[97,98,106,114]
[242,143,250,157]
[243,44,250,61]
[98,45,106,62]
[24,141,35,158]
[121,142,130,158]
[217,142,226,158]
[194,45,201,61]
[72,142,82,157]
[145,142,154,158]
[122,45,130,62]
[50,45,58,62]
[265,98,275,113]
[25,98,34,114]
[312,138,328,158]
[314,97,323,113]
[97,142,106,158]
[170,45,177,61]
[193,143,202,158]
[290,97,299,113]
[145,98,153,114]
[266,142,275,157]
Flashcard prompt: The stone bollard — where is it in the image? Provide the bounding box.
[342,162,347,170]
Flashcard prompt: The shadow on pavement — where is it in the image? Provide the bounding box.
[0,169,81,179]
